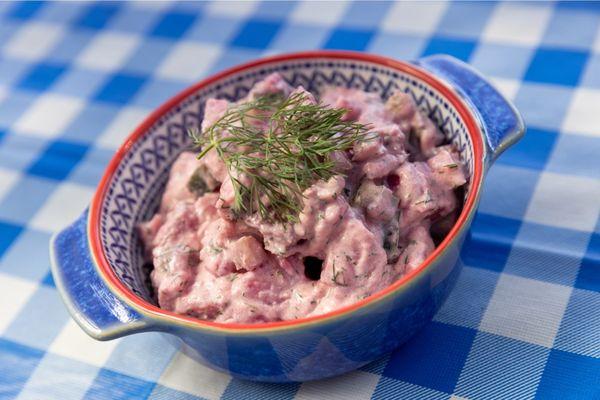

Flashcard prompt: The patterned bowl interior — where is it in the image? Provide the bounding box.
[99,58,475,302]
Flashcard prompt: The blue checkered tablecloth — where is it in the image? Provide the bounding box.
[0,1,598,399]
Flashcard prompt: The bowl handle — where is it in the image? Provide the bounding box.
[415,54,525,165]
[50,210,153,340]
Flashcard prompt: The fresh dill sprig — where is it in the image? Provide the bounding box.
[189,91,373,222]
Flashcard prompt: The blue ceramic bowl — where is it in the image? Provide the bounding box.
[50,51,524,382]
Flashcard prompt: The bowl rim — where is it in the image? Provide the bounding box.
[88,50,484,333]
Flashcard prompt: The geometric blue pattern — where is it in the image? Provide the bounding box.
[1,1,599,398]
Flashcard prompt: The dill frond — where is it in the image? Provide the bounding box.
[190,91,373,222]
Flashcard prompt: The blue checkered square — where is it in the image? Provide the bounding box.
[27,139,89,181]
[497,127,558,170]
[324,27,374,51]
[94,73,147,104]
[150,11,197,39]
[383,322,476,393]
[41,270,55,287]
[422,36,477,62]
[7,1,44,20]
[575,233,600,292]
[0,221,23,258]
[17,62,66,92]
[74,2,119,30]
[524,48,589,86]
[462,213,522,272]
[536,349,600,399]
[231,19,283,49]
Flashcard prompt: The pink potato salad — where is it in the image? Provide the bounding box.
[139,73,467,324]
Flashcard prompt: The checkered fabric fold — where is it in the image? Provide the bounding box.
[0,1,598,399]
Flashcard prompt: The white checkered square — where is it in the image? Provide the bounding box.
[13,94,84,139]
[0,272,37,334]
[489,77,521,102]
[381,2,448,35]
[49,320,120,366]
[290,1,349,26]
[0,167,20,204]
[97,106,149,149]
[29,182,94,233]
[480,274,572,348]
[295,370,380,400]
[206,0,258,17]
[483,3,552,46]
[14,353,99,400]
[562,88,600,137]
[158,351,231,399]
[525,172,600,232]
[3,22,65,61]
[75,32,141,72]
[156,42,222,82]
[455,332,550,399]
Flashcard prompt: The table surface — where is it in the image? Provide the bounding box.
[0,1,598,399]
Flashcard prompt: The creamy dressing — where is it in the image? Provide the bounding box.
[139,73,467,323]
